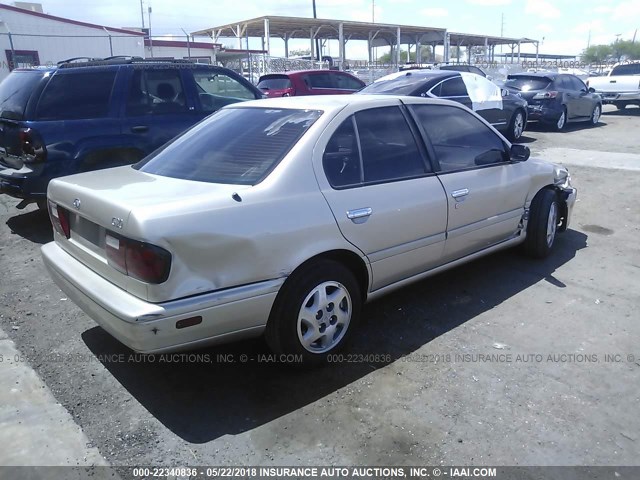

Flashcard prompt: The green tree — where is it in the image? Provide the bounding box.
[581,44,613,63]
[615,40,640,60]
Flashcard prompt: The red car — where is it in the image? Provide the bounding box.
[257,70,365,97]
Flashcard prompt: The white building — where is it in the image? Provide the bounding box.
[0,3,144,79]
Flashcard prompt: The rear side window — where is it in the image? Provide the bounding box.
[36,71,116,120]
[323,107,427,188]
[127,69,188,116]
[305,73,335,89]
[0,71,44,120]
[136,107,322,185]
[610,63,640,76]
[438,77,467,97]
[411,104,507,172]
[504,76,551,91]
[257,76,292,90]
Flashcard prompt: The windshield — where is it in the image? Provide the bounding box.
[610,63,640,76]
[257,77,292,90]
[0,70,45,119]
[504,76,551,91]
[136,107,322,185]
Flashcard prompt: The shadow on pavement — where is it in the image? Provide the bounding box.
[83,228,588,443]
[602,107,640,117]
[6,208,53,244]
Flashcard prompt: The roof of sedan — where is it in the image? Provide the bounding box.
[375,69,459,83]
[509,71,558,78]
[229,94,462,112]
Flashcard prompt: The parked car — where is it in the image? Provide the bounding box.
[42,95,576,364]
[504,72,602,131]
[257,70,365,97]
[0,57,263,209]
[586,61,640,110]
[358,70,528,141]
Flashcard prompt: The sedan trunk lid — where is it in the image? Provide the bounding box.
[48,165,244,299]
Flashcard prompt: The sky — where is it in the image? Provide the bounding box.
[12,0,640,58]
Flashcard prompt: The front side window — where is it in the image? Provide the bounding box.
[323,107,427,188]
[410,104,507,172]
[127,69,188,116]
[194,71,256,100]
[36,71,116,120]
[335,74,364,90]
[136,107,322,185]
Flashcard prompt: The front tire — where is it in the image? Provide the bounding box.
[523,189,560,259]
[265,260,361,365]
[506,109,525,141]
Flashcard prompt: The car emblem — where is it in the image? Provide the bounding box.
[111,217,124,229]
[72,198,81,210]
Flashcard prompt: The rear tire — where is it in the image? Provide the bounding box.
[550,107,567,131]
[590,104,601,126]
[265,260,361,366]
[615,102,628,110]
[523,189,560,259]
[506,109,525,141]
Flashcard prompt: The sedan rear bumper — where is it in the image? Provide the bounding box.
[41,242,282,353]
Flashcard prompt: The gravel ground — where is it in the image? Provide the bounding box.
[1,105,639,468]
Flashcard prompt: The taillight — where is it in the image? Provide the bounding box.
[533,91,558,100]
[19,128,47,163]
[48,200,70,239]
[105,232,171,284]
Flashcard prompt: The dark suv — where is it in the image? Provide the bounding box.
[0,57,263,209]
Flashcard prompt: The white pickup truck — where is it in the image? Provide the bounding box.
[587,61,640,109]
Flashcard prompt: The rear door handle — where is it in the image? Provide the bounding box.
[451,188,469,199]
[131,125,149,133]
[346,207,372,220]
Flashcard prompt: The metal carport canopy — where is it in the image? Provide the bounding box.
[192,16,446,43]
[192,15,448,55]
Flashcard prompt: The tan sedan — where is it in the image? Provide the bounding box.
[41,95,576,364]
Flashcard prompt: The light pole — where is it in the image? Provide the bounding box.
[312,0,320,61]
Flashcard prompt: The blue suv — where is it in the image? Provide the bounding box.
[0,57,263,209]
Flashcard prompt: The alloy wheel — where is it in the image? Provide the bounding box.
[546,202,558,247]
[297,281,352,353]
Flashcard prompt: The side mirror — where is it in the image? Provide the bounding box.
[510,144,530,162]
[501,88,510,97]
[588,87,596,93]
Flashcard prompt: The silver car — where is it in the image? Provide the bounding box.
[41,95,576,364]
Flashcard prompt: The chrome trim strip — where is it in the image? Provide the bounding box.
[367,235,524,301]
[446,208,523,240]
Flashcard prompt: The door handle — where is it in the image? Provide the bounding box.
[451,188,469,199]
[131,125,149,133]
[346,207,372,220]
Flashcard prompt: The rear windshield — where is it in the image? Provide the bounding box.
[504,76,552,91]
[257,77,292,90]
[359,75,424,95]
[0,70,45,119]
[136,107,322,185]
[610,63,640,76]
